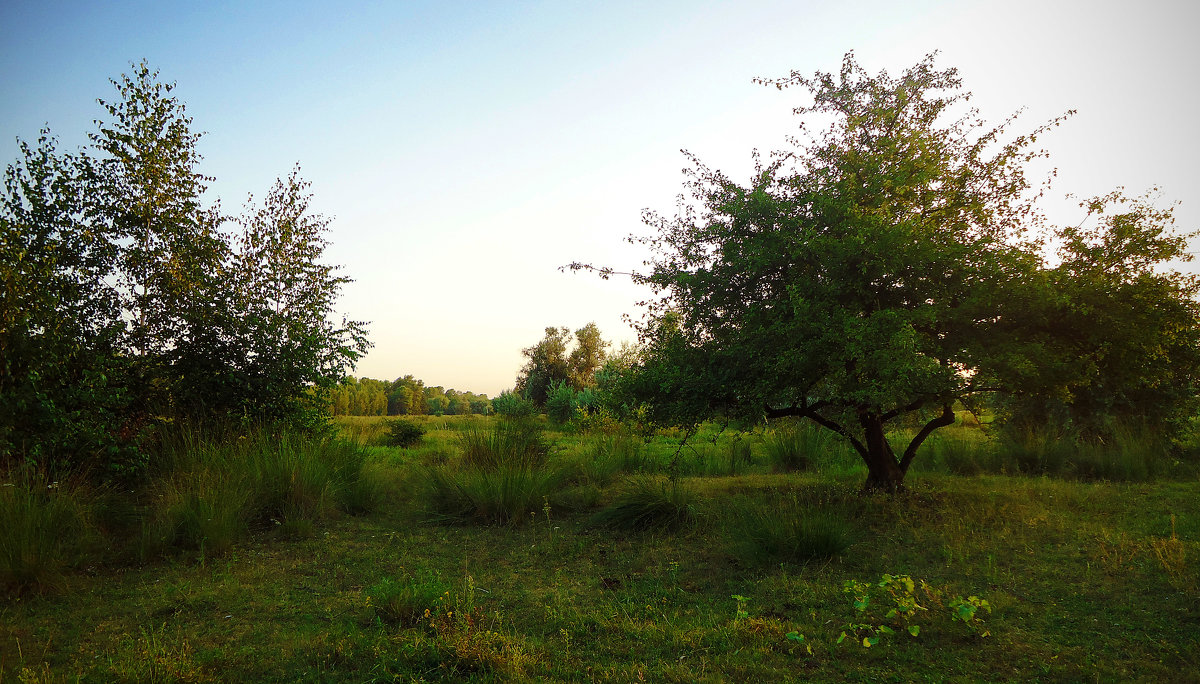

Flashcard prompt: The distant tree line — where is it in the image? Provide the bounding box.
[328,376,492,416]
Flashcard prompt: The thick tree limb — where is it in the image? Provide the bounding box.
[898,403,956,473]
[766,402,868,459]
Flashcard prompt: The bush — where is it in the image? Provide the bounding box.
[588,476,696,531]
[725,495,853,565]
[545,381,577,424]
[382,419,426,448]
[492,390,536,418]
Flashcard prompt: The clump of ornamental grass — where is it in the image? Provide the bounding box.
[724,494,853,566]
[423,465,568,526]
[0,466,102,594]
[423,419,566,525]
[458,419,550,470]
[588,475,697,532]
[369,572,453,629]
[580,431,650,486]
[141,424,380,556]
[993,422,1171,482]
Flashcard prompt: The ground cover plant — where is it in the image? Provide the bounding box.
[3,414,1198,682]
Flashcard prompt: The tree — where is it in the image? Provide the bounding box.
[514,326,573,406]
[2,62,372,470]
[514,323,610,407]
[572,52,1195,490]
[1005,192,1200,436]
[0,134,132,471]
[222,168,371,426]
[568,322,609,388]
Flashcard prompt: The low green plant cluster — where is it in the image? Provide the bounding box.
[492,390,537,418]
[423,420,568,525]
[587,475,695,531]
[837,573,991,648]
[725,493,853,565]
[381,418,426,448]
[1,425,383,593]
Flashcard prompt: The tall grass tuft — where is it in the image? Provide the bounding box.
[458,420,550,470]
[0,467,100,593]
[993,423,1171,481]
[142,425,380,555]
[424,419,564,525]
[423,465,567,525]
[582,432,650,485]
[724,494,853,565]
[588,476,696,531]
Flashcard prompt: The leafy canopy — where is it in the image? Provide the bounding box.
[571,51,1197,489]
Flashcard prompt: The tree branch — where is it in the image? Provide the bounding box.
[898,403,956,473]
[767,402,867,459]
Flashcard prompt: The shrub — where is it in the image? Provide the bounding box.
[382,419,426,448]
[492,390,536,418]
[588,476,696,531]
[725,495,852,565]
[545,381,577,424]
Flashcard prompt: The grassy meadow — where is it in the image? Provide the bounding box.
[2,414,1199,682]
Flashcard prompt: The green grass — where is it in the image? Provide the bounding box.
[0,468,101,594]
[2,415,1198,681]
[588,475,697,531]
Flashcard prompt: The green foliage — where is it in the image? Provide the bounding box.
[588,476,695,531]
[838,574,929,648]
[141,426,379,555]
[514,323,610,407]
[0,132,135,475]
[573,52,1198,491]
[369,572,453,629]
[458,420,551,470]
[581,432,650,485]
[422,420,564,525]
[382,419,426,448]
[492,390,536,418]
[0,468,101,593]
[995,424,1174,481]
[423,465,568,526]
[949,595,992,637]
[0,62,370,474]
[725,495,852,565]
[545,380,578,424]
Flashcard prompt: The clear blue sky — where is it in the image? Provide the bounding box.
[3,0,1197,396]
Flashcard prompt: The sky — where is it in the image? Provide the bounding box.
[2,0,1198,397]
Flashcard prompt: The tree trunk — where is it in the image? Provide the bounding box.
[859,411,905,492]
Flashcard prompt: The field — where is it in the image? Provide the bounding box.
[2,415,1198,682]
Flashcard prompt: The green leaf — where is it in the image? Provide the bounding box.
[908,625,920,637]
